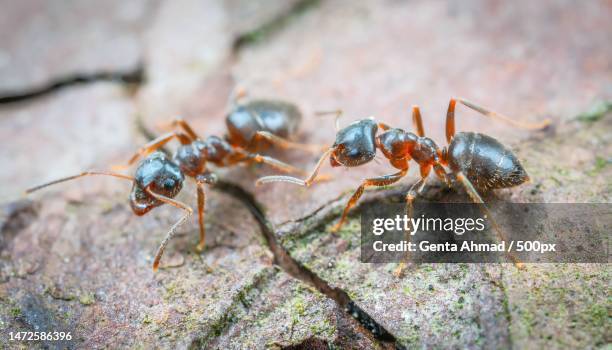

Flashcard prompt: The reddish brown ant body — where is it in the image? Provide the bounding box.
[27,98,318,271]
[257,98,549,268]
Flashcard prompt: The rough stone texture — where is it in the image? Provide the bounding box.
[0,0,609,349]
[0,84,135,202]
[0,0,150,92]
[0,183,380,348]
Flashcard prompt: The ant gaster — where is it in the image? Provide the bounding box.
[27,97,320,271]
[257,98,550,267]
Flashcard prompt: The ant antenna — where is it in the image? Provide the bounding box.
[315,110,343,132]
[228,84,248,108]
[26,172,134,194]
[146,187,193,271]
[256,148,334,187]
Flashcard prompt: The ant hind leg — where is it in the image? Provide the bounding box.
[446,97,550,144]
[455,171,524,269]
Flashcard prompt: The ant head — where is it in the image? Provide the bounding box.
[130,152,184,216]
[203,136,233,165]
[330,119,378,167]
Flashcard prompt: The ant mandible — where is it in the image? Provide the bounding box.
[257,98,550,266]
[26,96,320,271]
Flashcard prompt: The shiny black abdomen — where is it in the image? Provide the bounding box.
[448,132,528,190]
[226,100,302,148]
[333,119,378,167]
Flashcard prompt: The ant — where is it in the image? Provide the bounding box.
[26,96,321,271]
[257,98,550,270]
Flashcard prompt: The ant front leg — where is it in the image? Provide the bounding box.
[146,187,193,271]
[332,169,408,233]
[455,171,525,269]
[194,172,217,252]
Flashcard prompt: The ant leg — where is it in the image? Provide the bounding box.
[406,166,430,221]
[377,122,392,131]
[446,98,550,143]
[170,117,199,140]
[26,172,134,194]
[412,105,425,137]
[195,182,206,251]
[122,131,192,167]
[455,171,524,268]
[433,163,451,187]
[332,169,408,233]
[446,99,457,143]
[256,148,333,186]
[146,187,193,271]
[253,131,327,153]
[194,172,217,252]
[394,166,430,277]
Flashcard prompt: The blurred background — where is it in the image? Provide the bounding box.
[0,1,609,349]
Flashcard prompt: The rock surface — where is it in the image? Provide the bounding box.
[0,0,609,349]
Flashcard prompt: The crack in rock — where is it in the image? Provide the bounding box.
[135,122,395,347]
[213,180,399,349]
[0,66,144,105]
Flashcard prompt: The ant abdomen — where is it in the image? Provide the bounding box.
[226,100,302,149]
[447,132,528,191]
[130,152,184,215]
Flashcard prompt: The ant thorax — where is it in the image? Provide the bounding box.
[411,137,441,165]
[376,128,442,168]
[173,136,234,176]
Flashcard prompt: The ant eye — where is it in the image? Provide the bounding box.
[163,179,175,190]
